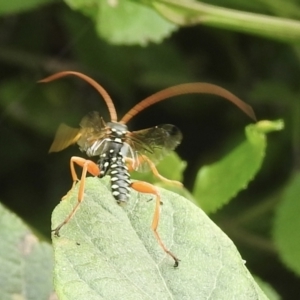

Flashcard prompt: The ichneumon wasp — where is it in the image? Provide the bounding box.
[40,71,256,267]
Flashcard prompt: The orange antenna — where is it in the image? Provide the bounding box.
[120,83,256,124]
[39,71,118,122]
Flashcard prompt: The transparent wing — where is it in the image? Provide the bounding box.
[77,111,108,155]
[49,123,81,153]
[49,111,108,155]
[126,124,182,172]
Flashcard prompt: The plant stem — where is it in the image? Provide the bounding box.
[146,0,300,43]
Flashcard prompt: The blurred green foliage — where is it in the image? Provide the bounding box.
[0,203,54,300]
[1,0,300,298]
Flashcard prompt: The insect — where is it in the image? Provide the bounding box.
[40,71,256,267]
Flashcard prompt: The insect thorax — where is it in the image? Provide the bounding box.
[97,122,131,203]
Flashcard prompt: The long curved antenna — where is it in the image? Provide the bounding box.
[120,83,256,124]
[39,71,118,122]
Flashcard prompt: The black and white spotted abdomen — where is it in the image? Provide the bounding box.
[108,155,131,202]
[97,142,131,203]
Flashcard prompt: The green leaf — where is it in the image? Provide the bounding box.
[132,152,192,199]
[63,0,177,45]
[273,172,300,276]
[0,203,54,300]
[193,120,284,213]
[131,152,186,183]
[0,0,56,15]
[52,177,267,299]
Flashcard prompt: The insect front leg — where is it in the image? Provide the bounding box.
[131,181,180,267]
[52,156,100,236]
[61,156,81,200]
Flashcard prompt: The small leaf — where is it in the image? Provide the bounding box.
[52,177,267,299]
[132,152,190,199]
[0,203,54,300]
[63,0,177,45]
[193,120,284,213]
[273,172,300,276]
[131,152,186,183]
[155,152,187,182]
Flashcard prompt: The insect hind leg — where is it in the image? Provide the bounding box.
[131,180,180,267]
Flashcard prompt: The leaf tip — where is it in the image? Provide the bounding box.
[255,119,284,133]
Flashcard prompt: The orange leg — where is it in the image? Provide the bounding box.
[52,156,100,236]
[131,181,179,267]
[126,156,183,187]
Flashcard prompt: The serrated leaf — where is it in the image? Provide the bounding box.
[63,0,177,45]
[52,177,267,299]
[193,120,284,213]
[0,203,54,300]
[273,172,300,276]
[0,0,56,15]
